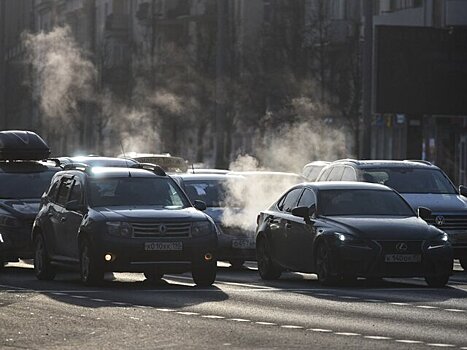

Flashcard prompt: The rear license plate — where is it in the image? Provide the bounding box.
[232,239,255,249]
[384,254,421,263]
[145,242,182,251]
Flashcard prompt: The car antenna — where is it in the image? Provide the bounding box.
[191,163,195,174]
[120,141,131,177]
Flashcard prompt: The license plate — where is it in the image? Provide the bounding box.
[232,239,255,249]
[384,254,421,263]
[145,242,182,251]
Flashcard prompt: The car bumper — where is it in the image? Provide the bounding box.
[0,226,34,261]
[217,230,256,262]
[332,241,453,278]
[90,234,217,273]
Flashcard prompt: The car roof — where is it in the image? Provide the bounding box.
[61,166,167,178]
[332,159,438,169]
[175,173,245,181]
[186,168,230,174]
[303,161,330,168]
[302,181,393,191]
[57,156,137,167]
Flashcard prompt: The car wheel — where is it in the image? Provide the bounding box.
[459,257,467,271]
[144,270,164,282]
[256,237,281,280]
[425,274,449,288]
[192,259,216,287]
[34,234,56,281]
[229,259,245,269]
[80,239,104,286]
[315,242,338,286]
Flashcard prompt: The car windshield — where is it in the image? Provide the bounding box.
[88,177,190,208]
[318,189,415,217]
[183,179,242,207]
[0,171,56,199]
[362,168,457,194]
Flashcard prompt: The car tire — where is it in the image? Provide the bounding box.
[192,259,217,287]
[34,234,56,281]
[425,274,449,288]
[80,238,104,286]
[144,270,164,282]
[256,237,281,280]
[229,259,245,269]
[459,257,467,271]
[315,242,339,286]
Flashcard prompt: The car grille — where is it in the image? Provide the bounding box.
[377,240,423,254]
[424,215,467,230]
[131,222,191,238]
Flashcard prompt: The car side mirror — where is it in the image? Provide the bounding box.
[65,200,84,212]
[193,200,207,211]
[459,185,467,197]
[292,205,315,224]
[417,206,432,220]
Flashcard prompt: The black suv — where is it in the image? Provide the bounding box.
[317,159,467,269]
[32,164,218,286]
[0,130,61,269]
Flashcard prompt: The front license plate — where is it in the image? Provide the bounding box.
[145,242,183,251]
[384,254,421,263]
[232,239,255,249]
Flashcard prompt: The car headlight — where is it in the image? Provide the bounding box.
[335,232,366,246]
[106,222,133,238]
[192,221,213,236]
[0,208,20,228]
[428,232,449,249]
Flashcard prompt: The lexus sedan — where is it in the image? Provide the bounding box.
[256,182,453,287]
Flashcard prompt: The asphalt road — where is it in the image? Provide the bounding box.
[0,261,466,349]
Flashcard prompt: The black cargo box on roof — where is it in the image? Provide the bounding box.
[0,130,50,160]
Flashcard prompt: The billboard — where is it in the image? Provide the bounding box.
[375,25,467,115]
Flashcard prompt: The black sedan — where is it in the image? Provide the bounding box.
[256,182,453,287]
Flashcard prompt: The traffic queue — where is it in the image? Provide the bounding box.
[0,130,464,288]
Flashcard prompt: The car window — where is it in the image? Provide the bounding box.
[281,188,303,213]
[183,179,239,207]
[0,169,57,199]
[318,189,415,216]
[327,166,345,181]
[297,189,316,207]
[88,177,190,208]
[56,178,73,206]
[307,166,325,181]
[342,167,356,181]
[363,168,457,194]
[69,180,83,204]
[47,177,61,202]
[317,167,332,181]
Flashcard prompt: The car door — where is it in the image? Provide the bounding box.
[51,176,74,259]
[293,189,318,271]
[270,188,303,269]
[62,177,85,261]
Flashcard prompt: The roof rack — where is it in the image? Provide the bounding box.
[63,162,93,173]
[404,159,432,166]
[131,163,167,176]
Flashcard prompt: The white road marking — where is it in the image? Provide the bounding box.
[389,302,409,306]
[308,328,333,333]
[444,309,465,312]
[255,322,276,326]
[416,305,438,309]
[280,325,303,329]
[228,318,250,322]
[176,312,199,316]
[426,344,455,347]
[339,296,359,300]
[156,308,175,312]
[70,295,87,299]
[201,315,225,319]
[111,302,130,306]
[364,336,392,340]
[90,298,107,302]
[395,340,424,344]
[335,332,361,336]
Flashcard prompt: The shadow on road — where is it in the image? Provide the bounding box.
[0,266,229,310]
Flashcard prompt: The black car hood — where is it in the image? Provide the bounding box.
[322,216,437,240]
[402,193,467,214]
[0,199,41,219]
[96,206,208,222]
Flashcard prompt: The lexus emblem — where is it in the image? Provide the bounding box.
[435,216,445,226]
[158,224,167,234]
[396,242,408,252]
